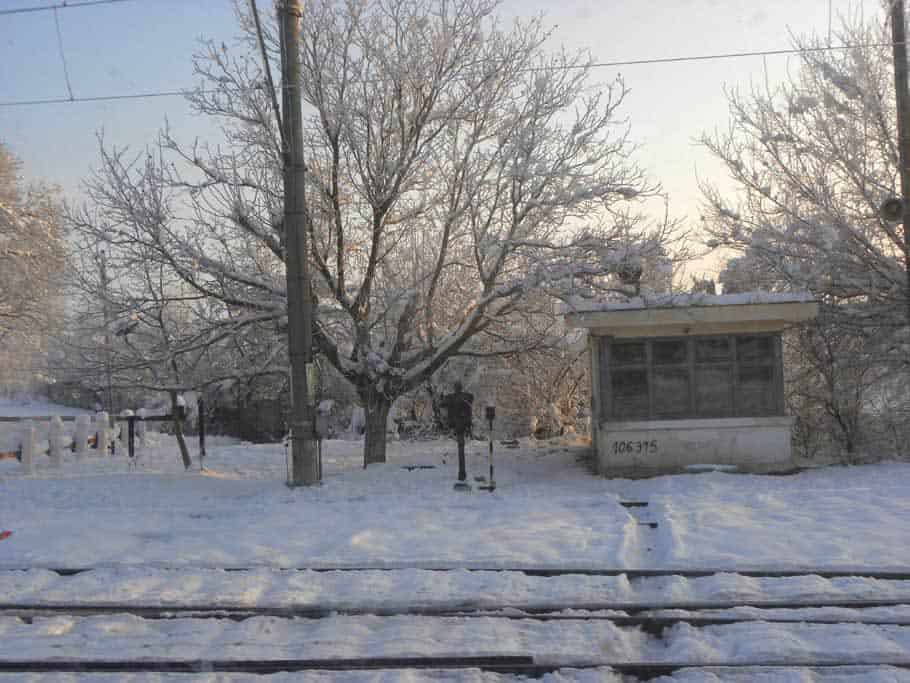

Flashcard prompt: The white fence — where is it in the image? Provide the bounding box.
[0,410,150,474]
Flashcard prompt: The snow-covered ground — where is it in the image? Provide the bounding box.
[1,401,910,680]
[2,431,909,571]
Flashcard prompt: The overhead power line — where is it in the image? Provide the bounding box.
[589,41,897,68]
[0,40,900,108]
[0,88,221,107]
[52,7,75,100]
[0,0,131,16]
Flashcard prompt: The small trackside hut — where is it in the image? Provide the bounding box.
[565,292,818,476]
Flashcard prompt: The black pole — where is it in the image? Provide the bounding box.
[487,417,495,491]
[483,405,496,492]
[198,396,206,470]
[488,422,494,481]
[128,417,135,460]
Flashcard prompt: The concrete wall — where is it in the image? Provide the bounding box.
[595,416,795,476]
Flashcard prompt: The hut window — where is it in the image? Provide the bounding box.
[609,341,649,420]
[735,336,778,416]
[694,337,732,418]
[603,333,782,421]
[652,340,689,419]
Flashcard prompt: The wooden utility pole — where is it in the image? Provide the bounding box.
[890,0,910,327]
[279,0,319,485]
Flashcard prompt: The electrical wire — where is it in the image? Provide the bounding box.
[0,89,198,107]
[0,0,132,16]
[52,7,75,101]
[584,41,896,69]
[0,40,901,108]
[249,0,283,138]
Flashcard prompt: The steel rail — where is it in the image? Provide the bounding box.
[3,597,910,620]
[0,658,909,677]
[6,608,910,634]
[3,565,910,579]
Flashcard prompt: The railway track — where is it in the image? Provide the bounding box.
[0,658,909,677]
[3,596,910,620]
[2,566,909,679]
[2,564,910,579]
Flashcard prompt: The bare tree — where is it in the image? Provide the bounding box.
[63,148,288,467]
[717,242,891,460]
[701,11,907,346]
[0,144,65,393]
[75,0,670,466]
[700,9,910,459]
[789,312,890,459]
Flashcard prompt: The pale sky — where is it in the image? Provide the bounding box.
[0,0,866,278]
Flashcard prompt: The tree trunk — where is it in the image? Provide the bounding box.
[832,408,857,460]
[363,391,392,468]
[170,391,192,470]
[842,422,857,459]
[425,381,447,433]
[174,417,192,470]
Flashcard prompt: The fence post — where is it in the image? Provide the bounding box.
[137,408,147,447]
[21,420,35,474]
[95,412,110,456]
[48,416,63,468]
[119,410,133,454]
[74,414,90,458]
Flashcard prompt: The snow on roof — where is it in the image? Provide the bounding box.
[563,290,815,314]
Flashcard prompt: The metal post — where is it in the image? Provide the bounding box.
[198,396,206,470]
[481,405,496,492]
[488,419,495,490]
[128,416,135,461]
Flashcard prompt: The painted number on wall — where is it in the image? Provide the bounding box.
[612,440,658,455]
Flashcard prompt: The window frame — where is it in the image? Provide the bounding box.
[600,333,783,422]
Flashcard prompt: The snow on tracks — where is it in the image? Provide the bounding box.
[4,566,910,612]
[1,568,910,678]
